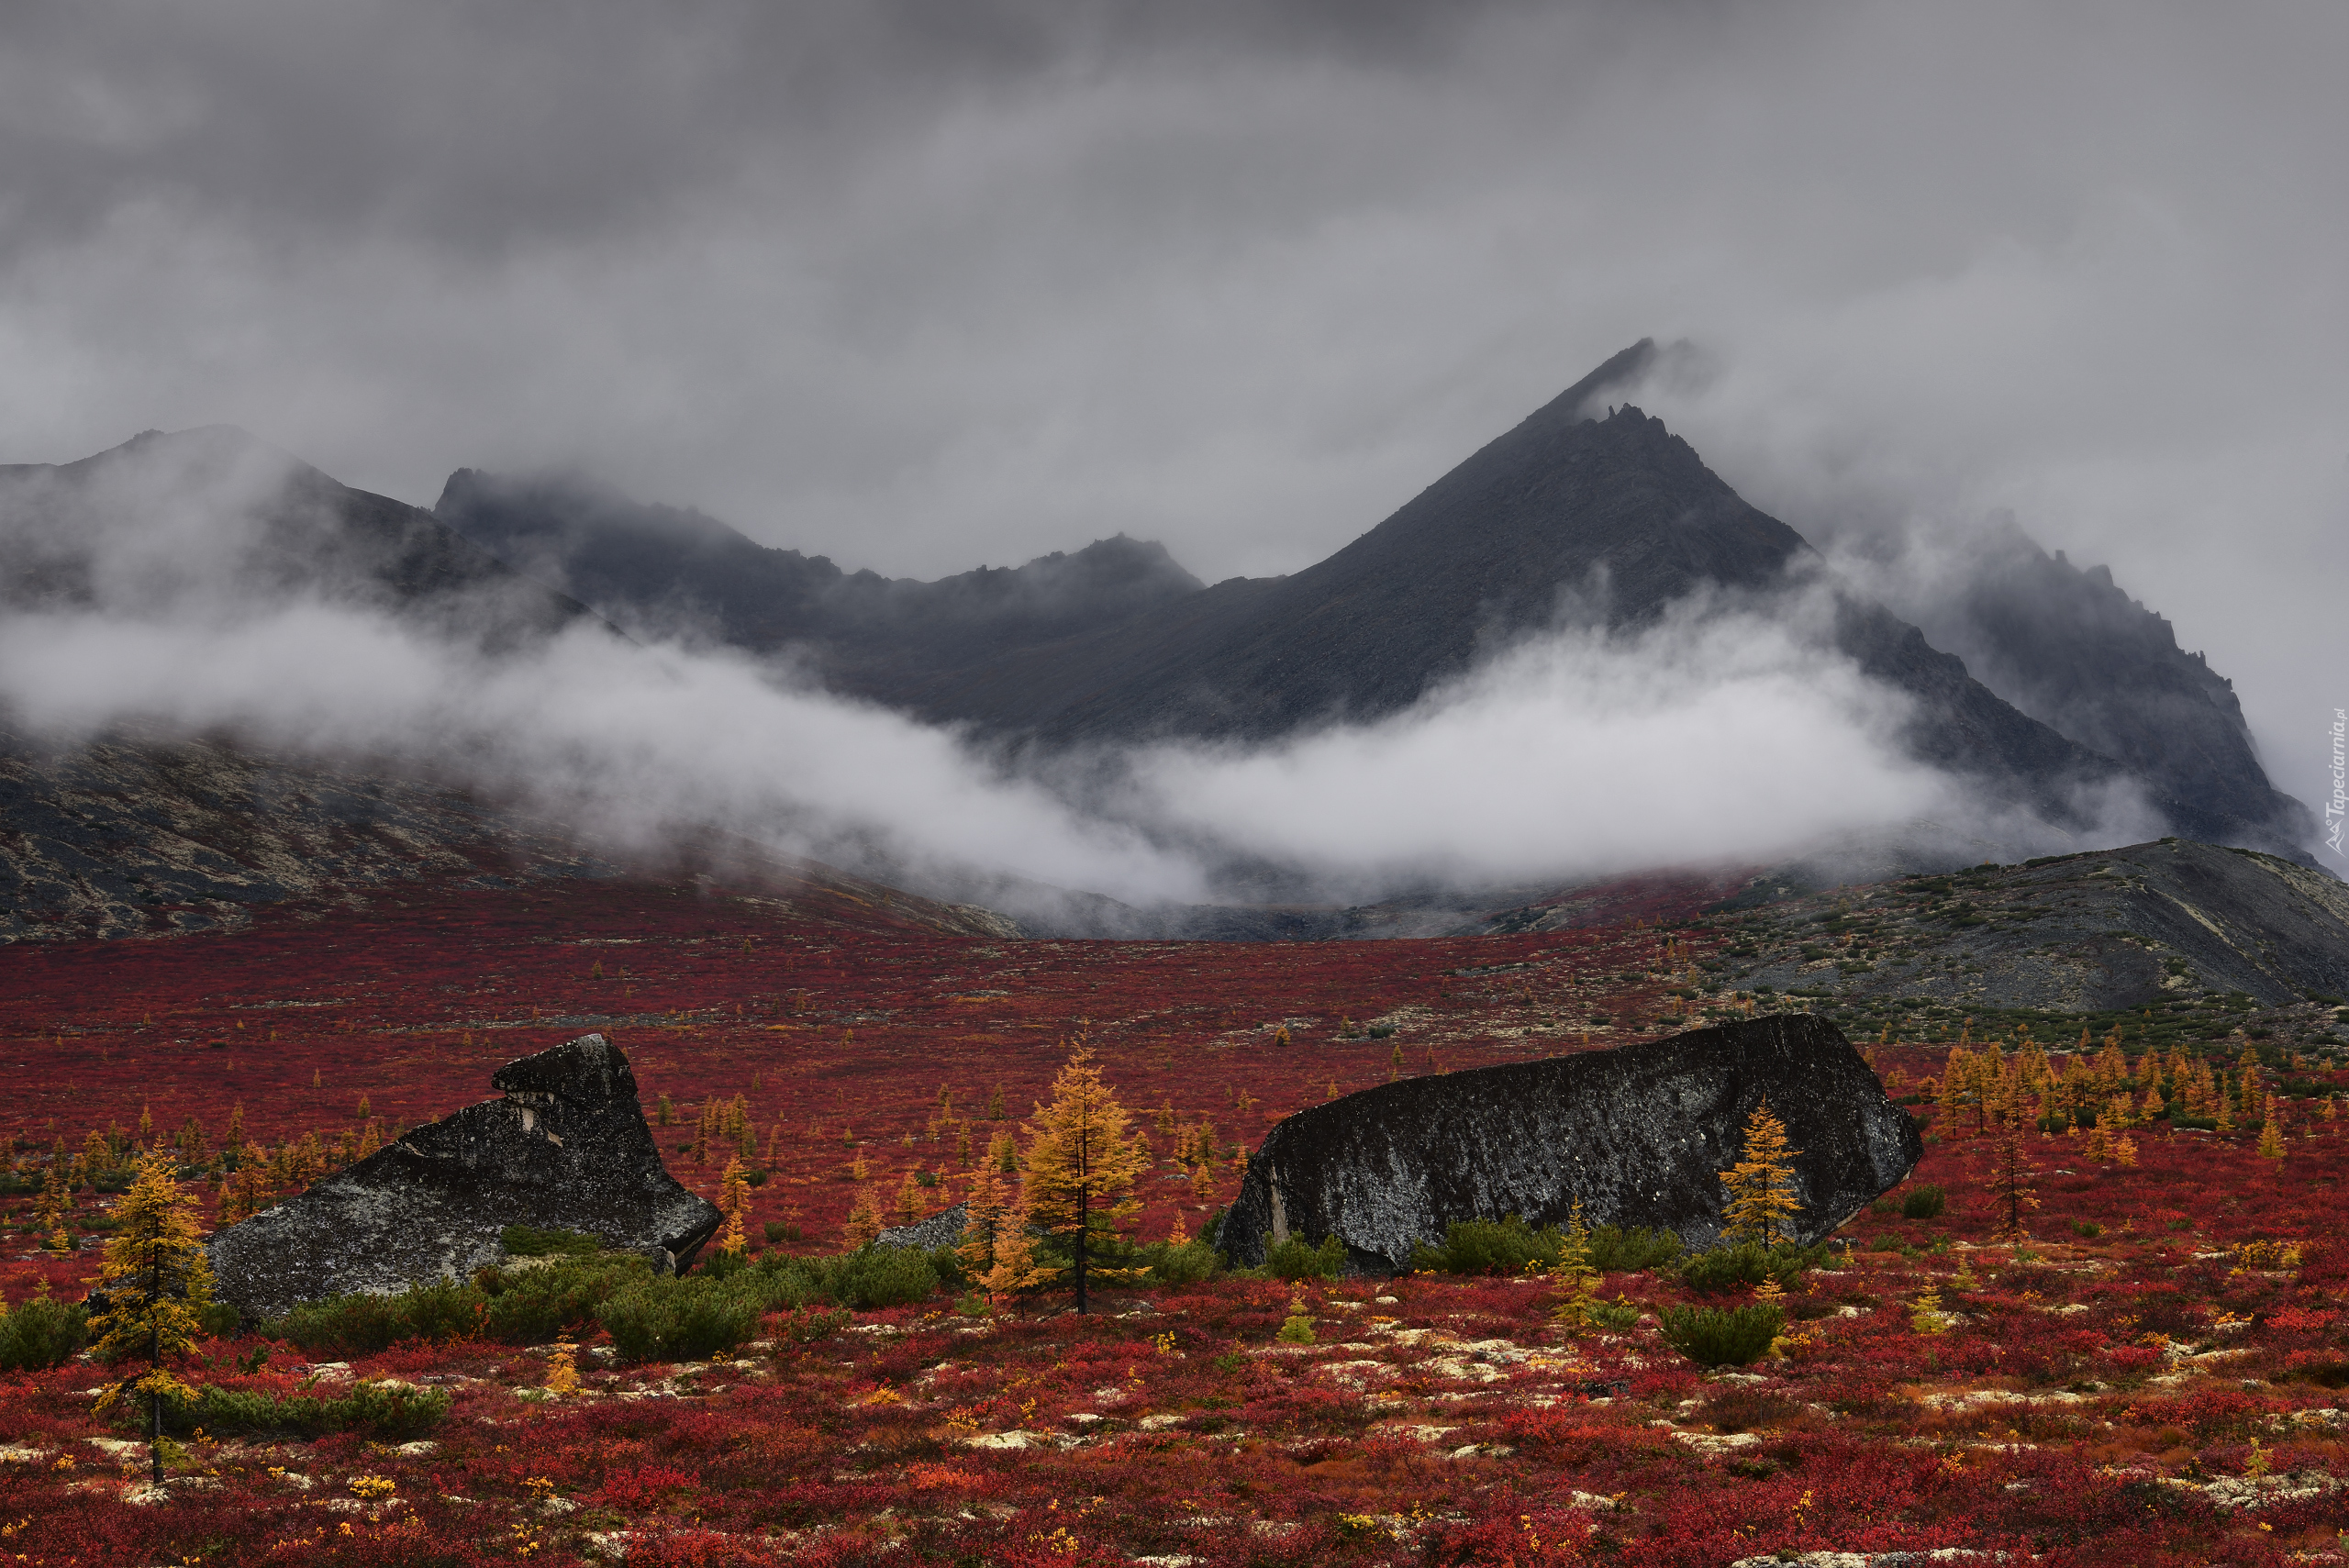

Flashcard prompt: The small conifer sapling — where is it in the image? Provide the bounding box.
[717,1157,751,1255]
[1720,1099,1802,1246]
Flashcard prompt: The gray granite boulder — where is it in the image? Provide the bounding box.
[1219,1015,1920,1273]
[210,1033,721,1318]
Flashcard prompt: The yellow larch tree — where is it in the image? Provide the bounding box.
[1548,1200,1604,1334]
[2257,1096,2287,1165]
[842,1184,885,1250]
[957,1163,1048,1302]
[1720,1098,1802,1247]
[1019,1049,1152,1312]
[90,1151,216,1488]
[716,1157,751,1255]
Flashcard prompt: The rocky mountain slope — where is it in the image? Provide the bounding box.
[1701,838,2349,1012]
[0,725,1019,944]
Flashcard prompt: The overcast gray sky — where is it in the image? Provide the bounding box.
[4,0,2344,827]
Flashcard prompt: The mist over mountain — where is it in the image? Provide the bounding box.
[0,426,596,648]
[0,342,2324,952]
[434,342,2313,862]
[1865,521,2312,851]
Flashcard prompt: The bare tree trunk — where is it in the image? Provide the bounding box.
[1074,1173,1089,1313]
[150,1238,163,1488]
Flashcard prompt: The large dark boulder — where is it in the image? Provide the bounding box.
[1220,1016,1920,1273]
[210,1034,721,1319]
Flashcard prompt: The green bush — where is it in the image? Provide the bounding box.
[1409,1216,1557,1275]
[1588,1296,1642,1331]
[1660,1302,1784,1368]
[272,1240,953,1363]
[1141,1240,1220,1286]
[0,1293,89,1371]
[596,1276,763,1363]
[269,1277,488,1355]
[160,1381,451,1440]
[1676,1240,1834,1294]
[1267,1235,1347,1281]
[1586,1225,1684,1273]
[479,1256,645,1342]
[1406,1216,1683,1276]
[269,1292,414,1356]
[695,1248,751,1281]
[270,1255,646,1354]
[500,1225,602,1258]
[824,1247,944,1309]
[1900,1184,1947,1220]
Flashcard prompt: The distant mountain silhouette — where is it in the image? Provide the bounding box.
[0,426,594,645]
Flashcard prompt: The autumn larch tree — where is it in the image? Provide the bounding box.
[958,1164,1047,1302]
[1019,1049,1150,1313]
[1720,1098,1802,1246]
[716,1157,751,1255]
[90,1151,216,1488]
[842,1184,884,1250]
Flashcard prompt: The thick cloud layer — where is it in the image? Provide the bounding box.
[2,3,2342,870]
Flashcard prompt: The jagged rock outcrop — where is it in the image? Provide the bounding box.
[210,1034,720,1318]
[874,1200,968,1252]
[1220,1016,1920,1273]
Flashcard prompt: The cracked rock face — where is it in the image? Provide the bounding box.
[1220,1015,1920,1273]
[210,1034,721,1318]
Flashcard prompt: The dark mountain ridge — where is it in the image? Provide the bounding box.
[433,468,1204,681]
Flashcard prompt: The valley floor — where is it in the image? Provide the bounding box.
[2,878,2345,1563]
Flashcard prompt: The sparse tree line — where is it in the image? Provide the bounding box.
[5,1096,396,1251]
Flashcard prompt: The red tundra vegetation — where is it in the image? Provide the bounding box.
[2,872,2346,1564]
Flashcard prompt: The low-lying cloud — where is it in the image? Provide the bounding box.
[1122,597,1954,891]
[0,525,2117,917]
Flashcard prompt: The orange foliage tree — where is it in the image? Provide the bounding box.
[1019,1049,1150,1313]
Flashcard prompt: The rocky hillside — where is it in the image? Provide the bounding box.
[1699,838,2349,1013]
[0,726,1019,944]
[1899,526,2310,848]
